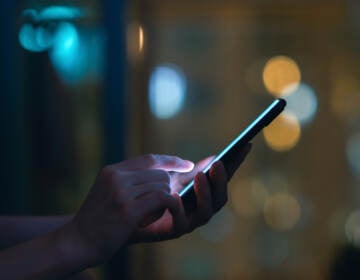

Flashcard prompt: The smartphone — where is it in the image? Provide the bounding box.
[179,98,286,213]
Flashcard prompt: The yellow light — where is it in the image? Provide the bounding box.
[230,178,268,218]
[263,56,301,97]
[263,112,301,152]
[138,25,144,53]
[264,193,301,231]
[127,23,144,65]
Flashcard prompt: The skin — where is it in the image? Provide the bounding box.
[0,144,251,280]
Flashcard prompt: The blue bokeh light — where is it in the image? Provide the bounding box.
[40,6,85,21]
[49,23,105,85]
[148,64,187,119]
[49,22,84,83]
[19,23,47,52]
[22,6,85,23]
[282,83,318,126]
[35,26,54,49]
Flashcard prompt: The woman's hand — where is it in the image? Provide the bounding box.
[130,143,252,243]
[59,155,194,267]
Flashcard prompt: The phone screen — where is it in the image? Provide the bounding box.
[179,98,286,213]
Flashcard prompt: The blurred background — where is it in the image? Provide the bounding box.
[1,0,360,279]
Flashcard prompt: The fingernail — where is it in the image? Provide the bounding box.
[183,160,195,170]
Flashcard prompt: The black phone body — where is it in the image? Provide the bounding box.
[179,98,287,213]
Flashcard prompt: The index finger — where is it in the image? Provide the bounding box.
[112,154,194,172]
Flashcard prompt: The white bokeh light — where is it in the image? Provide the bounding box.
[282,83,318,126]
[148,65,186,119]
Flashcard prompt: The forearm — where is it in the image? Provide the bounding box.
[0,223,92,280]
[0,216,73,249]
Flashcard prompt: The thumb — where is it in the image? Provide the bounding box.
[112,154,194,172]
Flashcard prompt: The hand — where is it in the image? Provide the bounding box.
[59,155,194,266]
[131,143,252,243]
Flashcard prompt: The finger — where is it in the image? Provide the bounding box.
[169,193,190,235]
[112,154,194,172]
[120,182,171,201]
[125,169,170,186]
[224,143,252,180]
[189,172,213,228]
[209,161,228,212]
[131,191,179,226]
[175,155,216,186]
[195,156,216,173]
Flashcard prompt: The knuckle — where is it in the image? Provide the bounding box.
[99,166,125,188]
[144,154,158,167]
[107,171,121,186]
[151,190,169,203]
[155,170,171,183]
[158,182,171,193]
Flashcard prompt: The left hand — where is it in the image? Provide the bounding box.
[130,143,252,243]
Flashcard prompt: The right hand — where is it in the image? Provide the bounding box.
[60,154,194,266]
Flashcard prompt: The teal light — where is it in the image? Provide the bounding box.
[22,6,86,23]
[19,23,47,52]
[49,22,85,83]
[49,23,105,85]
[40,6,85,21]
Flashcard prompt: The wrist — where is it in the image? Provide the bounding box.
[52,220,100,270]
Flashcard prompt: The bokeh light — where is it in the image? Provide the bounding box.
[19,23,47,52]
[346,132,360,178]
[198,207,235,243]
[36,26,54,49]
[22,6,85,23]
[127,23,145,64]
[345,210,360,247]
[49,22,84,83]
[230,178,268,218]
[48,23,104,84]
[148,64,187,119]
[39,6,85,21]
[263,112,301,152]
[264,193,301,231]
[139,25,144,53]
[263,56,301,97]
[282,83,318,126]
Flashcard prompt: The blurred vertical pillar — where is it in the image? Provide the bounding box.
[102,0,130,279]
[0,0,29,214]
